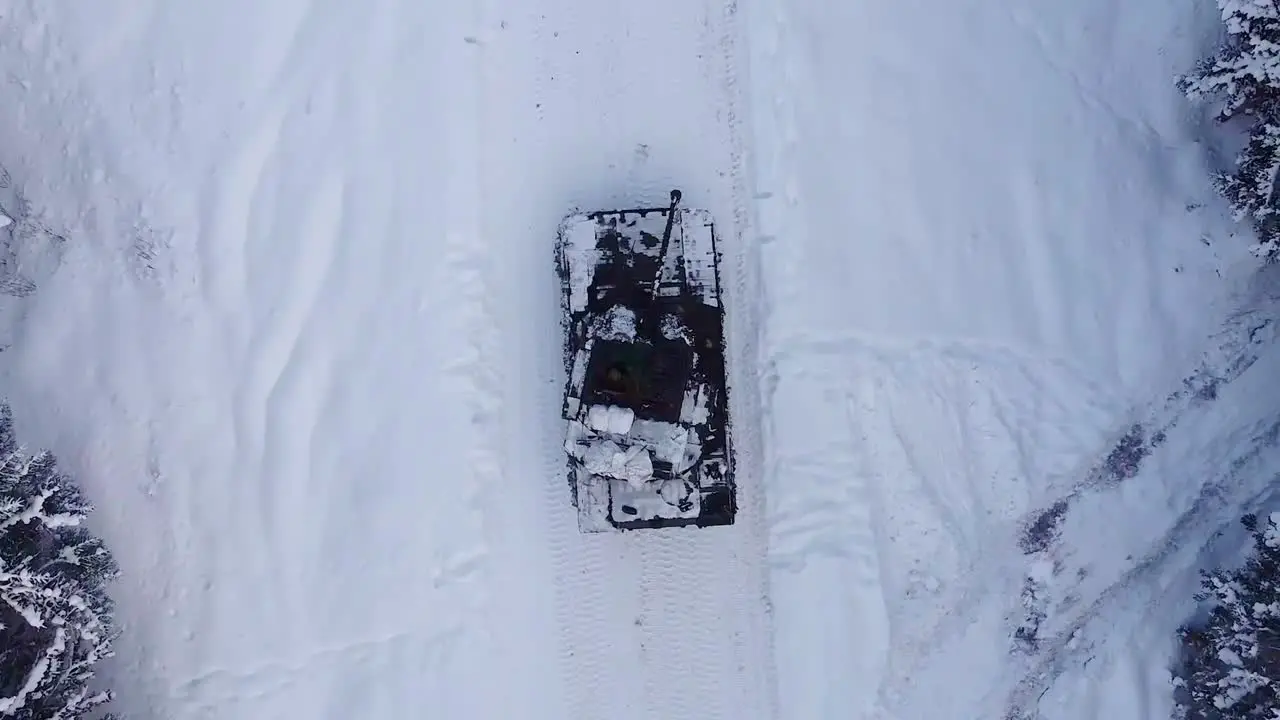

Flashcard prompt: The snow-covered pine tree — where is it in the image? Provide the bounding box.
[0,405,119,719]
[1180,0,1280,261]
[1173,511,1280,719]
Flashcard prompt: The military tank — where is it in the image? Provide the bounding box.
[555,189,737,532]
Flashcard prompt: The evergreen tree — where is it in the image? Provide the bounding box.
[0,405,119,719]
[1174,512,1280,719]
[1181,0,1280,261]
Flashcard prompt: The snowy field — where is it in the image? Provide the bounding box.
[0,1,1276,719]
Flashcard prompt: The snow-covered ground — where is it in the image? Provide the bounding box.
[0,0,1276,719]
[751,1,1276,718]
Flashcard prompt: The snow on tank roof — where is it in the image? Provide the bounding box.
[561,214,600,314]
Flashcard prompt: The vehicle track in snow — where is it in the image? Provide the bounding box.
[474,1,776,719]
[1001,268,1280,718]
[1002,411,1280,719]
[759,334,1117,720]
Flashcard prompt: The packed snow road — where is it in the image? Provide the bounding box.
[476,1,775,718]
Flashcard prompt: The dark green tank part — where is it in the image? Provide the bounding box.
[555,188,736,531]
[584,338,693,424]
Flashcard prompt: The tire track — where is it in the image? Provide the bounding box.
[1000,269,1280,718]
[635,531,698,720]
[1012,271,1280,657]
[705,3,779,716]
[1004,416,1280,719]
